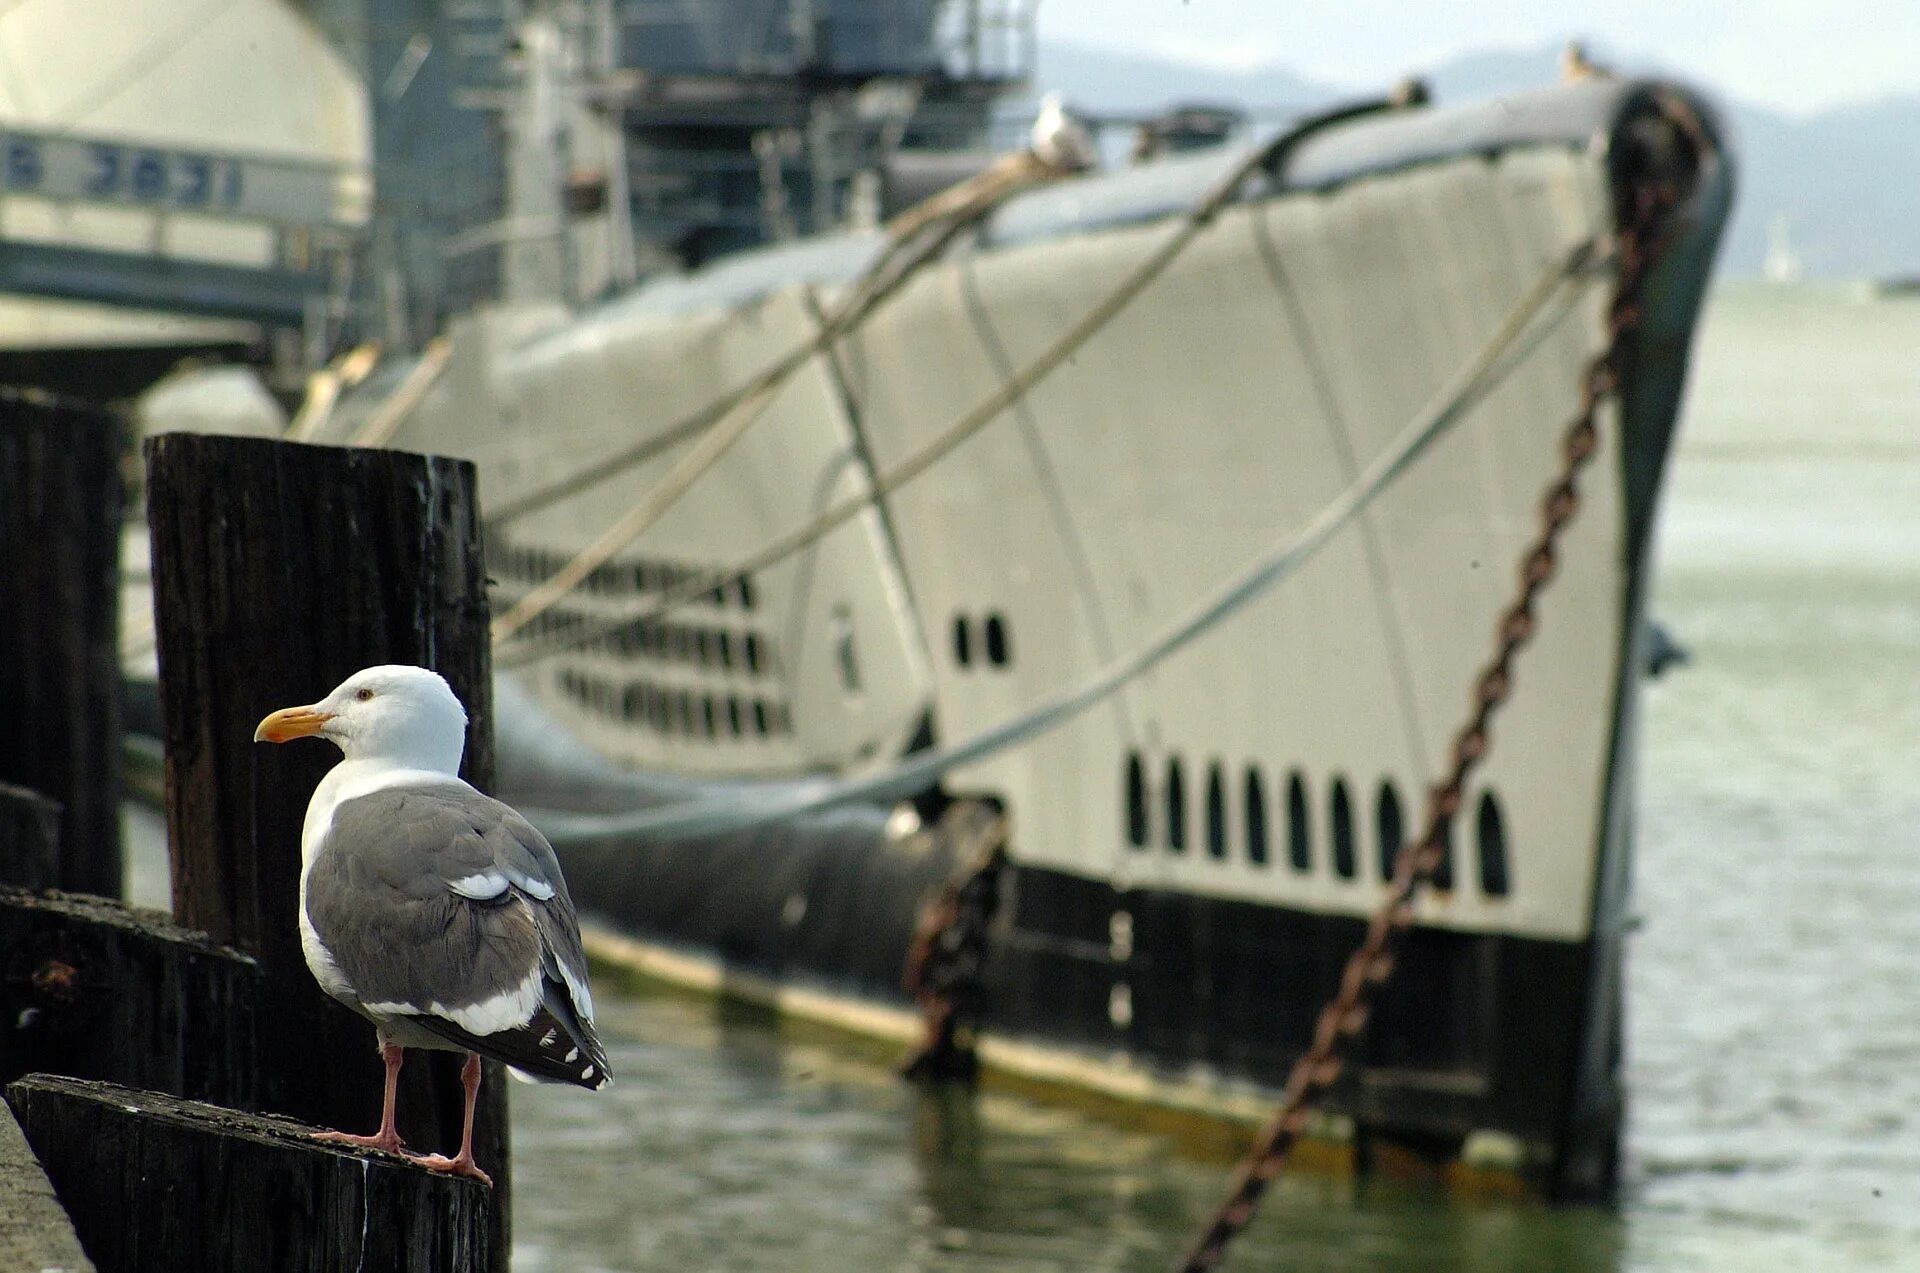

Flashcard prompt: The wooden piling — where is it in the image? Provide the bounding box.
[8,1074,489,1273]
[143,435,508,1265]
[0,1095,94,1273]
[0,387,124,898]
[0,781,61,890]
[0,887,258,1105]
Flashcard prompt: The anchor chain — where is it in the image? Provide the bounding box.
[1173,157,1689,1271]
[900,806,1011,1083]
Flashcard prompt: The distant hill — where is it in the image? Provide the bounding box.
[1026,39,1920,279]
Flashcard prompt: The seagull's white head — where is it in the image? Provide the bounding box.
[254,664,468,774]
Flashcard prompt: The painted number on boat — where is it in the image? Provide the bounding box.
[0,129,368,227]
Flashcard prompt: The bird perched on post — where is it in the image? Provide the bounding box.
[255,664,609,1185]
[1029,92,1097,173]
[1560,40,1613,83]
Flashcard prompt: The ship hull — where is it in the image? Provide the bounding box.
[141,77,1734,1196]
[549,806,1613,1193]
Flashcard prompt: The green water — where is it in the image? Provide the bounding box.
[131,285,1920,1270]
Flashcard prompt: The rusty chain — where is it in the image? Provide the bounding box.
[1172,157,1690,1271]
[901,806,1011,1082]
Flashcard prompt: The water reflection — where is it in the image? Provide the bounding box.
[511,984,1630,1273]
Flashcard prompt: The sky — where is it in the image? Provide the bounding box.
[1034,0,1920,116]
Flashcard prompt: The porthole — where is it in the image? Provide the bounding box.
[984,613,1011,667]
[1477,791,1511,897]
[744,632,763,674]
[1330,777,1356,880]
[716,631,734,669]
[1125,752,1149,849]
[1244,767,1269,867]
[1166,756,1188,853]
[834,608,861,694]
[701,694,718,739]
[1286,770,1311,873]
[1377,782,1404,882]
[1205,762,1227,860]
[752,698,770,736]
[727,696,744,737]
[952,615,973,667]
[621,685,640,721]
[676,690,695,735]
[736,574,756,610]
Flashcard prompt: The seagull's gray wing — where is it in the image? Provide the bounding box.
[305,784,610,1088]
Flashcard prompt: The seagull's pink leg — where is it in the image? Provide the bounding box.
[406,1052,493,1187]
[314,1042,407,1154]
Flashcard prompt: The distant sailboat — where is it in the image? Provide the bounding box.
[1763,213,1805,283]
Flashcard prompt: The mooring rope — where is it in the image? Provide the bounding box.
[483,150,1064,534]
[524,236,1603,843]
[348,335,452,449]
[488,151,1069,642]
[491,107,1394,668]
[285,342,381,443]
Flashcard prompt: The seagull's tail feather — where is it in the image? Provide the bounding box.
[405,977,612,1090]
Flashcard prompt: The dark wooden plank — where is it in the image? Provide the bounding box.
[0,387,124,898]
[0,886,258,1107]
[0,780,61,890]
[8,1074,488,1273]
[0,1098,94,1273]
[142,434,507,1266]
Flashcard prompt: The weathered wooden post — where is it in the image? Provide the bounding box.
[10,1075,488,1273]
[144,435,508,1266]
[0,1091,93,1273]
[0,387,124,897]
[0,886,258,1102]
[0,781,61,890]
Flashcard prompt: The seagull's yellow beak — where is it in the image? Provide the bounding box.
[253,706,334,744]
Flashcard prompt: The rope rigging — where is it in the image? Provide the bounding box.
[491,103,1406,667]
[525,234,1604,844]
[487,149,1071,642]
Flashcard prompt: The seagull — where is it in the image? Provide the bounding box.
[1560,40,1613,83]
[254,664,610,1185]
[1029,92,1097,173]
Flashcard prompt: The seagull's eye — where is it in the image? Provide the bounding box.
[354,688,375,702]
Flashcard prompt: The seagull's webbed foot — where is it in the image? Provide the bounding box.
[313,1127,408,1155]
[404,1149,493,1187]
